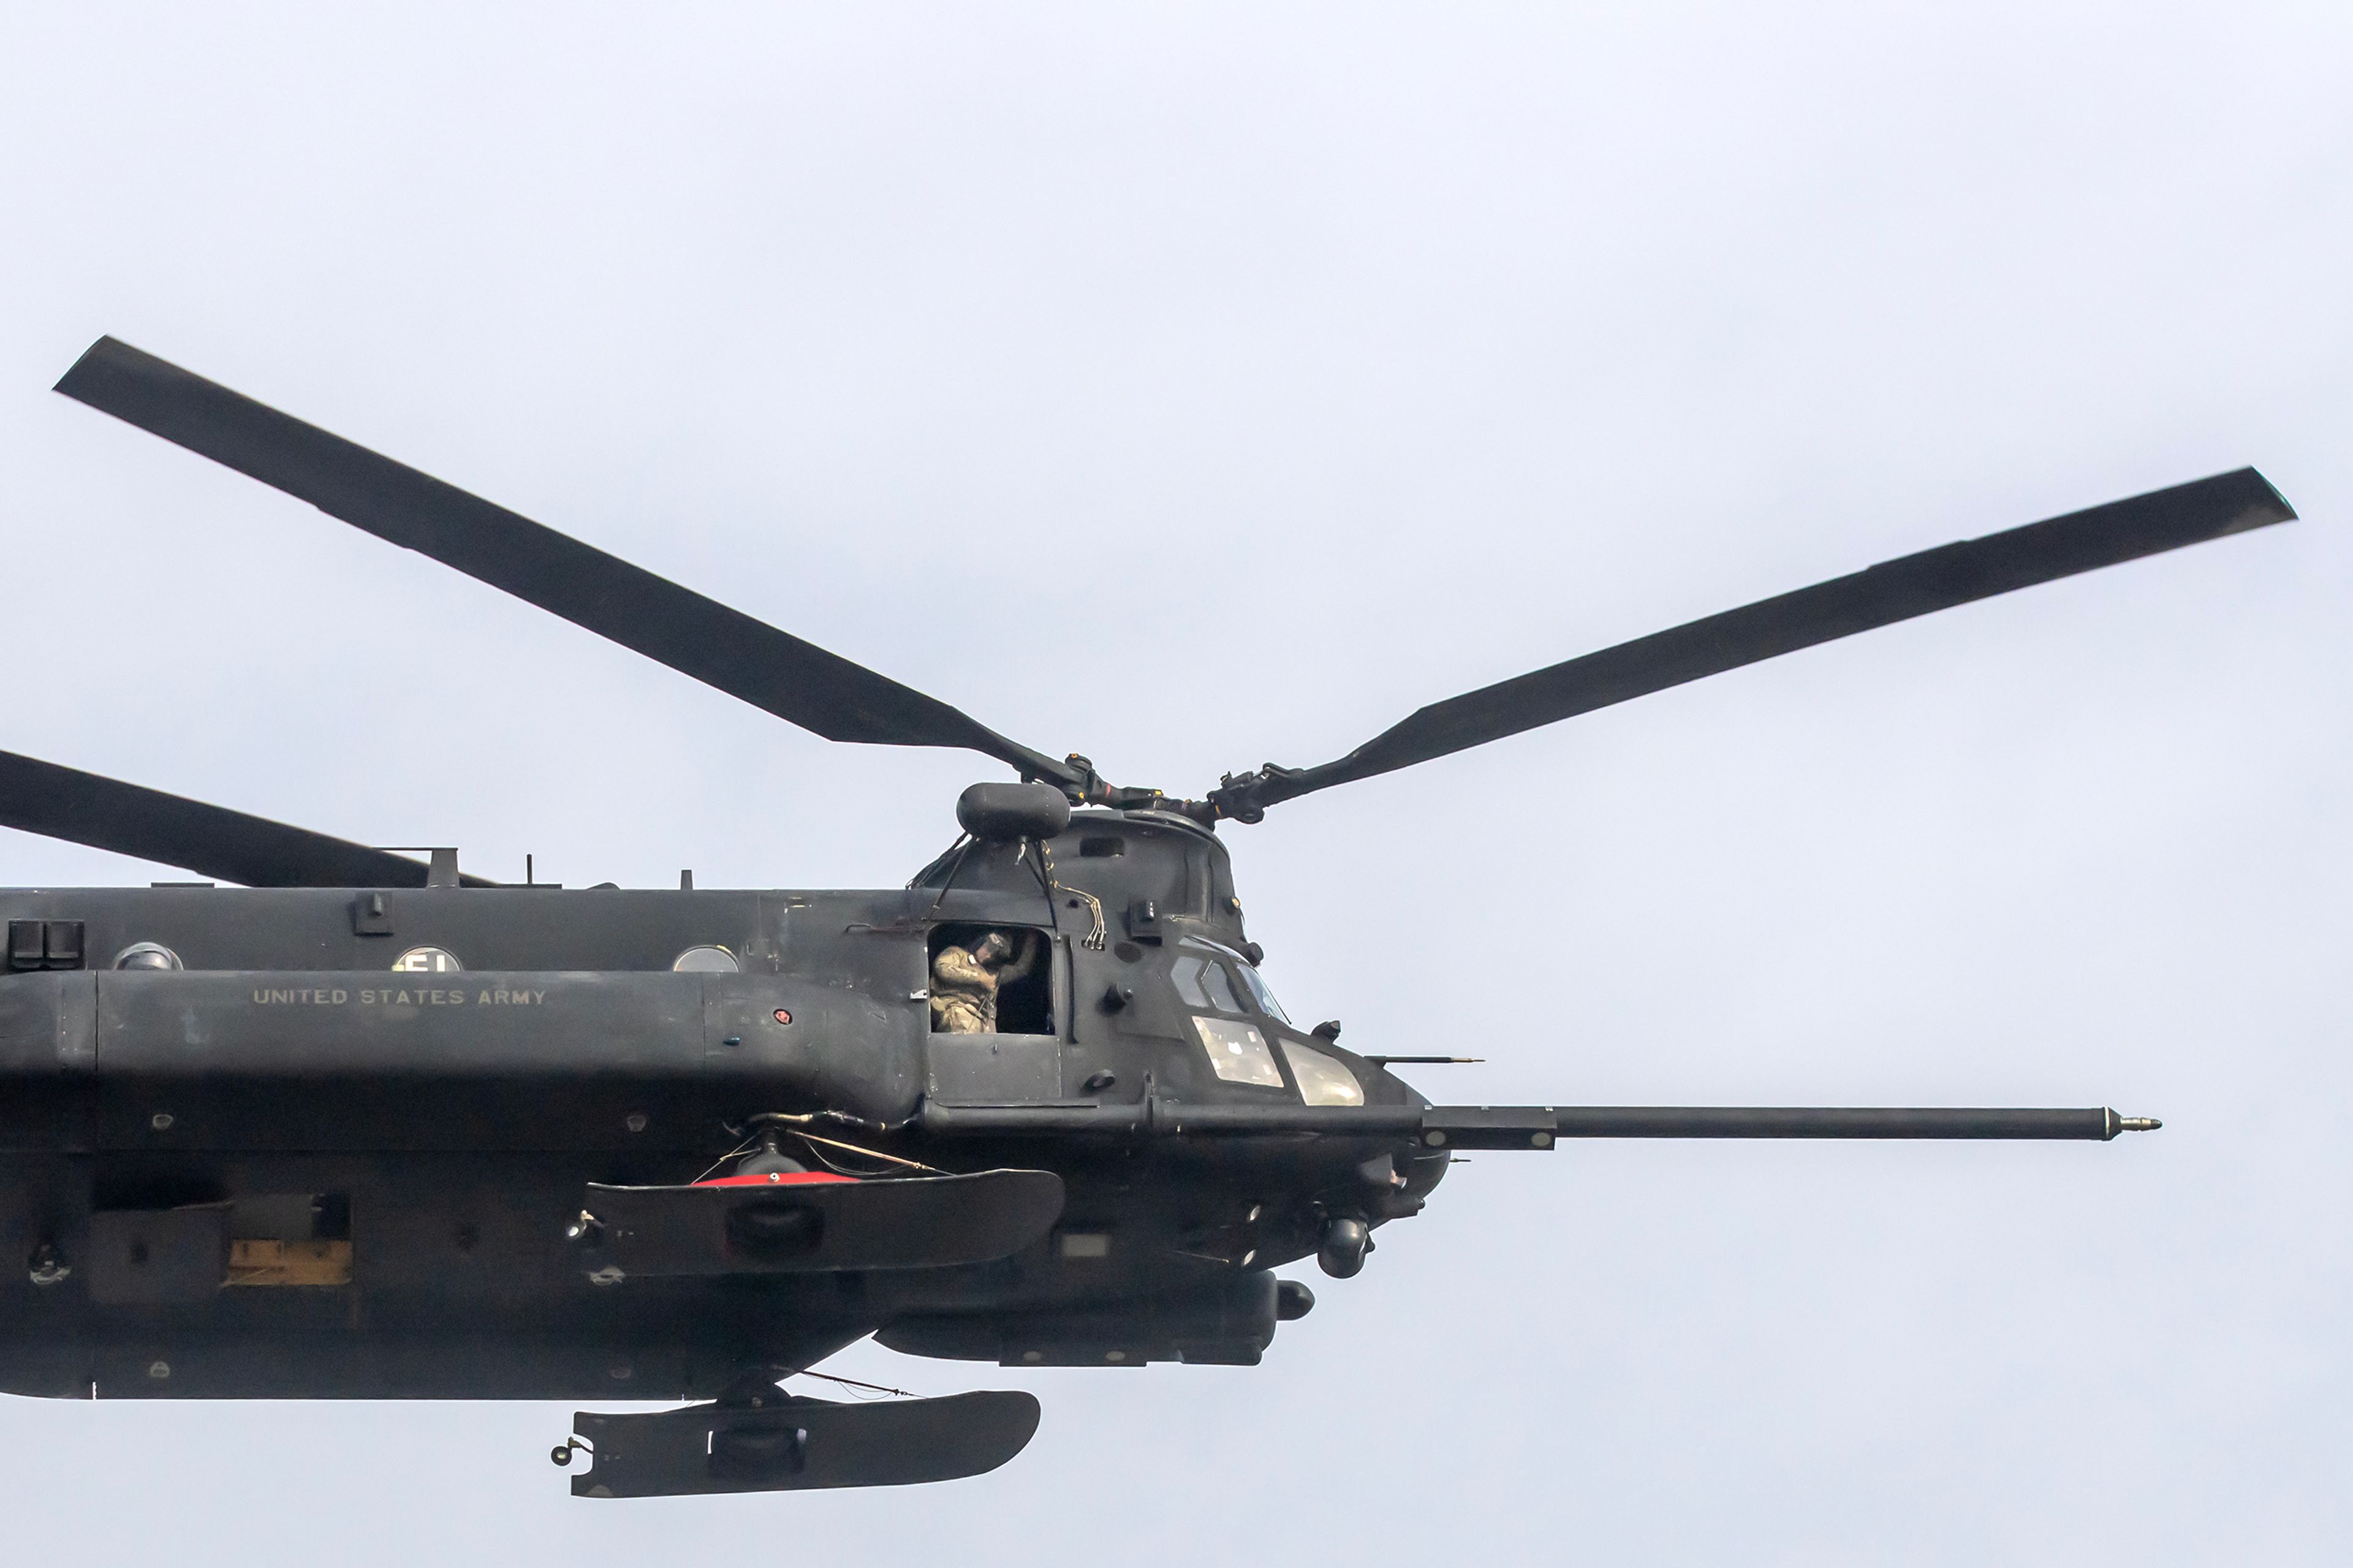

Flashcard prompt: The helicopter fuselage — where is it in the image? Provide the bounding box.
[0,808,1436,1401]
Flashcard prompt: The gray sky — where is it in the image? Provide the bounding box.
[2,3,2348,1561]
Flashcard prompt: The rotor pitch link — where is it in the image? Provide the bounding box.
[918,1100,2160,1146]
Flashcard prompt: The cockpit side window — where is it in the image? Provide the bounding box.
[1170,954,1212,1009]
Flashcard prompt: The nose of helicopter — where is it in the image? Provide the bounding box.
[1398,1137,1452,1201]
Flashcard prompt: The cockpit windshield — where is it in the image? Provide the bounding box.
[1177,938,1289,1023]
[1234,963,1288,1024]
[1173,939,1352,1102]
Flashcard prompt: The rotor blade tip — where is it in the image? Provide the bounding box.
[53,334,137,399]
[2204,466,2296,532]
[2245,467,2297,523]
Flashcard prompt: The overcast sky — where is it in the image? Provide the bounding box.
[2,4,2349,1562]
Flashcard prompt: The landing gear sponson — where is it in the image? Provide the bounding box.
[559,1375,1042,1498]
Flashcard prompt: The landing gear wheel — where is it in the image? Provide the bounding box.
[550,1443,575,1468]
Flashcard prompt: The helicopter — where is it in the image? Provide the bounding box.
[0,335,2292,1498]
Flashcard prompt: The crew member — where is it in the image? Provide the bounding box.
[931,930,1040,1034]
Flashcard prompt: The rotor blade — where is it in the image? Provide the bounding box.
[1210,468,2295,817]
[0,750,485,888]
[55,336,1078,789]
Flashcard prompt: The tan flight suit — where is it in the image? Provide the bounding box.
[930,944,999,1034]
